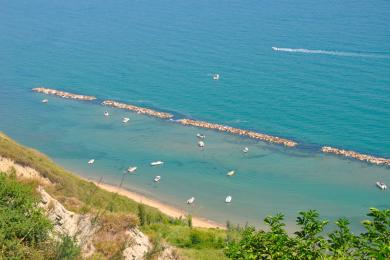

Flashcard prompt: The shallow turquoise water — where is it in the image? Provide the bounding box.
[1,0,390,231]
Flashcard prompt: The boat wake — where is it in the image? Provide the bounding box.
[272,47,390,59]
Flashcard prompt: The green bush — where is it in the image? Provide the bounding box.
[0,172,52,258]
[225,208,390,259]
[54,235,81,260]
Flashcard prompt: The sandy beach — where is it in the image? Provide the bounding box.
[92,181,225,229]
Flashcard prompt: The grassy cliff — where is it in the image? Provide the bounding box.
[0,132,228,259]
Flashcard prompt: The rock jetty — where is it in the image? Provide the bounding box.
[178,119,297,147]
[321,146,390,166]
[32,87,96,101]
[102,100,174,119]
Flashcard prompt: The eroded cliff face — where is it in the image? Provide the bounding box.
[0,156,178,260]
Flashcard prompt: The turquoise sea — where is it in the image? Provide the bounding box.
[1,0,390,231]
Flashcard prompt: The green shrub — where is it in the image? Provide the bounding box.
[0,172,52,258]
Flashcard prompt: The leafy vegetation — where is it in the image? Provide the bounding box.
[0,172,80,259]
[225,208,390,259]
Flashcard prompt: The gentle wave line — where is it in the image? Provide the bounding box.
[272,47,390,59]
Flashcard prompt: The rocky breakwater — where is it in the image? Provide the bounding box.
[178,119,297,147]
[32,87,97,101]
[321,146,390,167]
[102,100,174,119]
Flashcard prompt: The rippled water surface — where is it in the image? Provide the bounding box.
[1,0,389,230]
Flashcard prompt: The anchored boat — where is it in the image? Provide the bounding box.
[376,181,387,190]
[186,197,195,204]
[104,111,110,117]
[154,176,161,182]
[127,166,137,173]
[213,73,220,80]
[122,117,130,123]
[225,196,232,203]
[198,141,205,148]
[88,159,95,165]
[227,170,235,176]
[42,99,48,103]
[150,161,164,166]
[243,147,249,153]
[196,133,206,139]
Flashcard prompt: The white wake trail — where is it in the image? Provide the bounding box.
[272,47,390,59]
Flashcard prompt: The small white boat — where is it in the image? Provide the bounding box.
[213,73,220,80]
[376,181,387,190]
[198,141,205,148]
[154,176,161,182]
[243,147,249,153]
[196,133,206,139]
[150,161,164,166]
[122,117,130,123]
[42,99,48,103]
[104,111,110,117]
[227,170,235,176]
[225,196,232,203]
[186,197,195,204]
[88,159,95,165]
[127,166,137,173]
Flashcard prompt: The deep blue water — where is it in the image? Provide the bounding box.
[1,0,389,231]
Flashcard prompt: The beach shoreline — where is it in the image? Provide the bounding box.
[88,179,226,229]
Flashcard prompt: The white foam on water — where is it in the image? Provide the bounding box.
[272,47,390,59]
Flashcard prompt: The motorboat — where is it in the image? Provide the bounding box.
[104,111,110,117]
[213,73,220,80]
[243,147,249,153]
[186,197,195,204]
[225,196,232,203]
[196,133,206,139]
[127,166,137,173]
[150,161,164,166]
[122,117,130,123]
[88,159,95,165]
[154,176,161,182]
[42,99,48,103]
[376,181,387,190]
[198,141,205,148]
[227,170,235,176]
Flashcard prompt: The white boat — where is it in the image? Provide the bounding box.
[122,117,130,123]
[198,141,205,148]
[154,176,161,182]
[225,196,232,203]
[42,99,48,103]
[227,170,235,176]
[196,133,206,139]
[150,161,164,166]
[127,166,137,173]
[213,73,220,80]
[376,181,387,190]
[243,147,249,153]
[186,197,195,204]
[88,159,95,165]
[104,111,110,117]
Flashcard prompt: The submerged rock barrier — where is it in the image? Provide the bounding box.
[32,87,96,101]
[102,100,174,119]
[178,119,297,147]
[321,146,390,166]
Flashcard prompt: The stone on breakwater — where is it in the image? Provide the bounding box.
[321,146,390,167]
[32,87,96,101]
[102,100,174,119]
[178,119,297,147]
